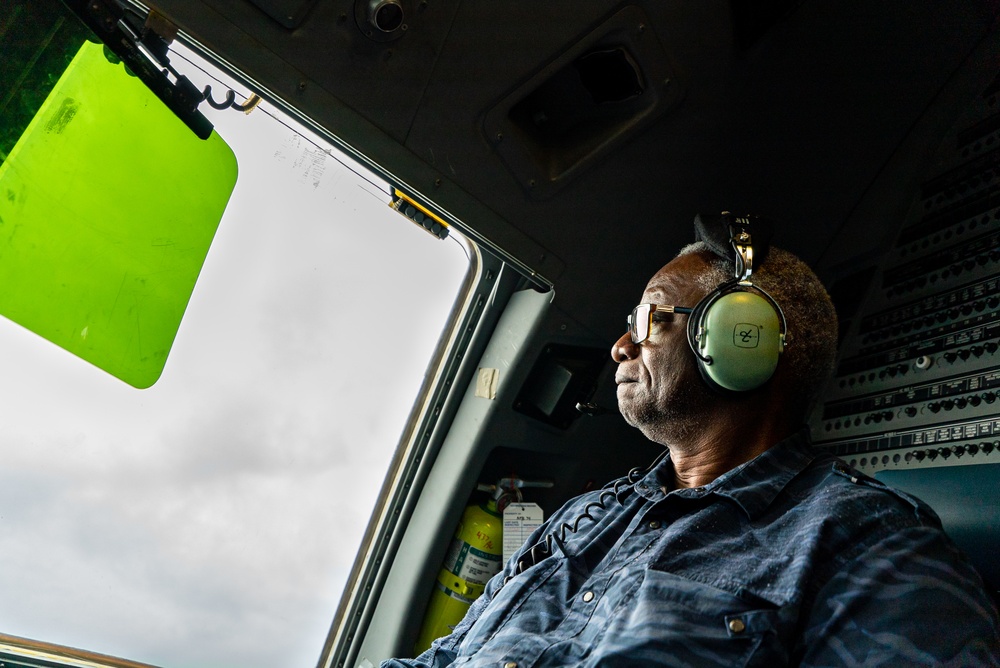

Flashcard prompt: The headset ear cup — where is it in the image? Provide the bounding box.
[693,290,783,392]
[687,287,727,392]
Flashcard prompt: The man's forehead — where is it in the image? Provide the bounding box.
[642,253,708,300]
[643,271,687,300]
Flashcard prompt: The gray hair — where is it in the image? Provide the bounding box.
[678,241,838,417]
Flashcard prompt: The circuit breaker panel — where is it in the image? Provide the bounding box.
[811,70,1000,477]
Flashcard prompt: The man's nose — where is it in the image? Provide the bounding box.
[611,332,639,363]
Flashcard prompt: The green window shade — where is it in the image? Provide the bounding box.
[0,40,237,388]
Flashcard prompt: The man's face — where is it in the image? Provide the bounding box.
[612,252,716,442]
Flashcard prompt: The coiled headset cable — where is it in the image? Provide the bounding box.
[507,449,670,580]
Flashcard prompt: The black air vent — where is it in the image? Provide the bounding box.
[483,5,682,198]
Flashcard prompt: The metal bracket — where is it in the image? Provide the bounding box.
[60,0,214,139]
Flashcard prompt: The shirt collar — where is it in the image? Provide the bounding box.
[635,428,818,519]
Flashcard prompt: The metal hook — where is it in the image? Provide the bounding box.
[201,86,262,114]
[202,85,236,110]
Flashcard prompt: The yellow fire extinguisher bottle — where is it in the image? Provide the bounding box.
[414,498,503,653]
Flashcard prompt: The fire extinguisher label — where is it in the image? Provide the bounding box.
[444,537,502,586]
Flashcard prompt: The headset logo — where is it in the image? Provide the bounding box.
[733,323,760,348]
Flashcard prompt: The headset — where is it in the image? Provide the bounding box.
[685,212,787,393]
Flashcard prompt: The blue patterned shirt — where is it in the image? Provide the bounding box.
[383,432,1000,666]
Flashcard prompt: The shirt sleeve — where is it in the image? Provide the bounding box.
[799,525,1000,666]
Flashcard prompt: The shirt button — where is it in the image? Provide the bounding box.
[504,662,518,668]
[728,618,746,634]
[648,520,661,530]
[582,591,595,602]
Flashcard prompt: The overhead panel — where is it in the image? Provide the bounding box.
[811,67,1000,474]
[809,61,1000,593]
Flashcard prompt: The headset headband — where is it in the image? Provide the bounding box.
[728,216,755,282]
[692,211,775,278]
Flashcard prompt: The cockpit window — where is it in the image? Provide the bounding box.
[0,4,471,666]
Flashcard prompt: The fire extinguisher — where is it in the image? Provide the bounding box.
[414,477,552,653]
[413,491,504,654]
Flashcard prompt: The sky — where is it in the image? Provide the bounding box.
[0,43,470,667]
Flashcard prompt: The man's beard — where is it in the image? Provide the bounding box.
[620,376,716,446]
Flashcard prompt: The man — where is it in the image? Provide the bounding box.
[384,219,1000,666]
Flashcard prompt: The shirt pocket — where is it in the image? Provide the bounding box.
[603,569,789,668]
[457,539,567,654]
